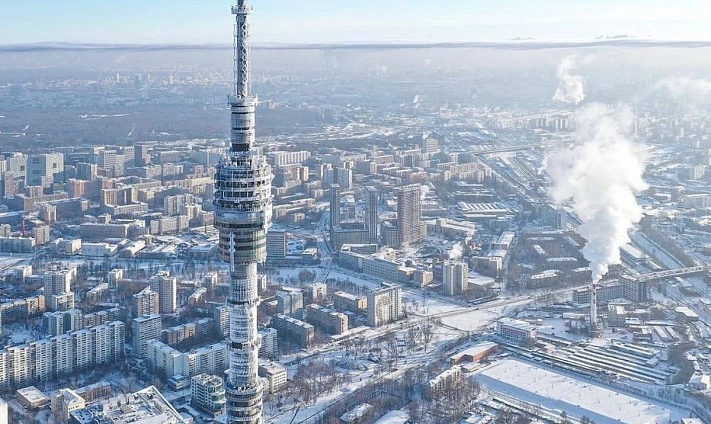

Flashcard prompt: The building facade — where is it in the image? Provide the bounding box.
[442,261,468,296]
[191,374,227,417]
[132,314,161,358]
[367,284,403,327]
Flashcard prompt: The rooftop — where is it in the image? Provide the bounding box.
[477,359,681,423]
[71,385,189,424]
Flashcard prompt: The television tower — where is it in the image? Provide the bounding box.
[214,1,272,423]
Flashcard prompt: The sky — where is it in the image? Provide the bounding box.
[2,0,710,45]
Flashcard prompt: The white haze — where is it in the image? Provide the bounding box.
[553,56,586,105]
[653,75,711,108]
[448,242,464,260]
[546,103,647,282]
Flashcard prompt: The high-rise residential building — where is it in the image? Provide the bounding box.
[257,328,278,359]
[7,345,32,387]
[0,321,123,389]
[397,184,426,246]
[6,153,28,179]
[134,144,152,167]
[191,374,227,417]
[213,2,273,422]
[30,339,53,383]
[73,329,93,370]
[49,293,75,312]
[330,184,341,230]
[421,135,440,154]
[97,149,117,172]
[443,260,469,296]
[132,314,162,359]
[276,288,304,317]
[76,163,98,181]
[28,153,64,187]
[43,268,74,299]
[38,204,57,224]
[52,334,74,377]
[367,283,403,327]
[213,305,230,338]
[32,225,51,246]
[335,167,353,189]
[132,287,160,317]
[0,172,15,197]
[149,271,177,314]
[266,229,287,261]
[164,194,194,217]
[364,186,379,245]
[43,309,83,336]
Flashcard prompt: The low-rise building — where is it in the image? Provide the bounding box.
[333,291,367,313]
[258,361,288,393]
[496,318,536,345]
[16,386,50,410]
[305,304,348,335]
[69,385,190,424]
[271,315,314,349]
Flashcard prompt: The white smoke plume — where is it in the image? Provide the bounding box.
[553,56,586,105]
[546,103,647,282]
[653,75,711,107]
[420,184,430,200]
[448,242,464,260]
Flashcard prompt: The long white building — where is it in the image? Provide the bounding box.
[0,321,124,389]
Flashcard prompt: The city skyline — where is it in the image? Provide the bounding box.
[3,0,711,45]
[2,1,711,423]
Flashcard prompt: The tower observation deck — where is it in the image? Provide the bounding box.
[213,1,272,423]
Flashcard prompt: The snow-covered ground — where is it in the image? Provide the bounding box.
[476,359,687,423]
[374,409,409,424]
[6,325,36,345]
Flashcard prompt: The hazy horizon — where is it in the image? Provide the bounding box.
[3,0,710,46]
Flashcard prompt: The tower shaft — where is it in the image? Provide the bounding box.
[214,2,272,423]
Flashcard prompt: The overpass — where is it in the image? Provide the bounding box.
[635,266,707,282]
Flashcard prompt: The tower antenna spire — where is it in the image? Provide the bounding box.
[231,0,252,99]
[215,2,273,423]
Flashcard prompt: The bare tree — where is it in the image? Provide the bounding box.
[421,319,434,353]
